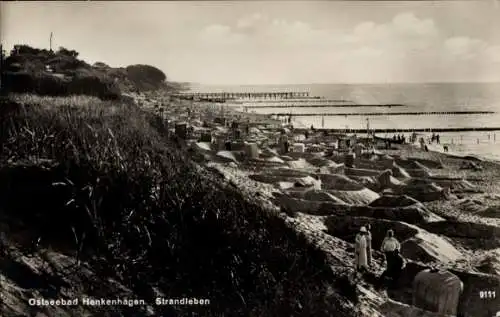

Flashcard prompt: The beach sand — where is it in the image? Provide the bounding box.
[155,96,500,317]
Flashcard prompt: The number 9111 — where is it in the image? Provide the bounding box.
[479,290,496,299]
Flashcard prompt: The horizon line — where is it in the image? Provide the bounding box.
[188,81,500,86]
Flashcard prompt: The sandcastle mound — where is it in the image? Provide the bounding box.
[474,250,500,275]
[279,155,295,162]
[391,164,411,179]
[317,174,364,191]
[429,178,481,194]
[277,181,295,190]
[369,195,422,208]
[404,168,433,178]
[215,150,239,163]
[330,205,442,224]
[378,169,403,190]
[266,156,285,164]
[395,178,448,202]
[307,157,336,168]
[401,231,463,264]
[278,196,325,215]
[354,159,393,171]
[248,173,320,188]
[259,147,279,158]
[327,188,380,205]
[421,221,500,249]
[480,205,500,218]
[193,142,213,152]
[457,198,487,213]
[344,167,382,177]
[265,168,311,178]
[396,158,441,170]
[349,176,379,191]
[286,158,315,170]
[286,189,348,204]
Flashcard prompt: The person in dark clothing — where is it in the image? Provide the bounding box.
[378,248,406,289]
[436,134,440,144]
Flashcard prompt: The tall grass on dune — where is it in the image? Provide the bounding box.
[0,94,358,316]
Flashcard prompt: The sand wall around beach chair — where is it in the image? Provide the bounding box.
[421,221,500,249]
[316,173,364,191]
[324,216,419,249]
[378,299,455,317]
[326,188,380,205]
[401,232,463,264]
[426,178,481,194]
[393,179,448,202]
[277,196,327,214]
[354,158,394,171]
[345,167,383,177]
[325,205,441,224]
[284,189,348,205]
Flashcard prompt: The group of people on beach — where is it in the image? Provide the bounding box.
[430,133,441,144]
[393,134,406,144]
[354,225,405,288]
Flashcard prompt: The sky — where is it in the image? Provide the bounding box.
[1,1,500,85]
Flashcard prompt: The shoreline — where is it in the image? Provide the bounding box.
[177,96,500,317]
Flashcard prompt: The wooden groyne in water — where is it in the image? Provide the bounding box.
[245,103,406,108]
[243,99,351,104]
[272,111,495,116]
[294,127,500,133]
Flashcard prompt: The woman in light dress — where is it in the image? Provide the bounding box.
[354,226,369,272]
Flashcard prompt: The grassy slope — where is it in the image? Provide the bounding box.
[1,45,187,98]
[0,94,358,316]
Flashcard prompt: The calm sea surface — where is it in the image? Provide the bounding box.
[194,83,500,161]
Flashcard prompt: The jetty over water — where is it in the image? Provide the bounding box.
[294,127,500,133]
[172,91,310,101]
[243,99,352,104]
[271,111,495,117]
[248,104,406,109]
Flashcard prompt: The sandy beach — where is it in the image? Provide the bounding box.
[163,96,500,317]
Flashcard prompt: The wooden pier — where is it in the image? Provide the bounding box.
[294,127,500,133]
[272,111,495,117]
[247,103,406,109]
[172,91,310,101]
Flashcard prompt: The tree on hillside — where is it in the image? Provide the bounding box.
[58,47,79,58]
[93,62,110,69]
[126,64,167,85]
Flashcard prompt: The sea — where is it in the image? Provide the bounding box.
[193,83,500,162]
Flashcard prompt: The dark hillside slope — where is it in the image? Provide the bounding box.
[0,96,358,317]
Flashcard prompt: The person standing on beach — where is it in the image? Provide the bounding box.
[366,224,373,267]
[381,229,400,272]
[419,137,425,150]
[355,226,369,272]
[378,248,406,289]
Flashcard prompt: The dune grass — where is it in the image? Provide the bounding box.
[0,94,358,316]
